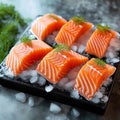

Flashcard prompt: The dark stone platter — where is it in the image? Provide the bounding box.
[0,21,119,115]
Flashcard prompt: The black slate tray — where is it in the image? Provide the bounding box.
[0,21,120,115]
[0,65,119,115]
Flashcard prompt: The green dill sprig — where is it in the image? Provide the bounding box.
[71,16,86,25]
[20,35,32,44]
[0,3,27,63]
[96,24,111,32]
[0,3,26,28]
[0,21,20,63]
[94,58,106,67]
[55,44,70,52]
[48,14,59,20]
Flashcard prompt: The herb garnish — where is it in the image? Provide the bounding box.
[71,16,86,25]
[0,3,27,63]
[20,35,31,44]
[97,24,111,32]
[55,44,70,52]
[94,58,106,67]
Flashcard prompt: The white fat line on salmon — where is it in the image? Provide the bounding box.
[58,52,67,59]
[87,64,103,76]
[62,55,67,59]
[80,72,94,99]
[84,71,96,98]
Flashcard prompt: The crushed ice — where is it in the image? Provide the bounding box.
[91,97,100,104]
[15,92,27,103]
[30,76,38,84]
[50,103,61,114]
[37,76,46,86]
[45,84,54,92]
[28,97,35,107]
[101,96,109,103]
[71,108,80,118]
[77,45,85,53]
[95,91,103,99]
[19,70,38,82]
[71,45,78,52]
[105,37,120,63]
[70,90,80,99]
[45,113,69,120]
[103,78,112,87]
[4,68,14,78]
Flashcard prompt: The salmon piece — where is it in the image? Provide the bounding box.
[55,19,93,47]
[5,40,53,76]
[74,58,116,100]
[85,29,117,58]
[36,49,88,84]
[31,13,67,40]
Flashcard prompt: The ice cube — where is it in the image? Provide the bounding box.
[101,96,108,103]
[95,91,103,99]
[103,78,112,86]
[37,76,46,86]
[78,45,85,53]
[99,87,106,93]
[31,70,38,77]
[110,58,120,63]
[71,45,78,52]
[15,92,27,103]
[106,58,111,63]
[71,108,80,118]
[45,84,54,92]
[29,35,36,39]
[46,113,69,120]
[70,90,80,99]
[110,38,120,50]
[30,76,38,84]
[28,97,35,107]
[91,97,100,103]
[19,70,31,81]
[4,68,14,78]
[50,103,61,114]
[107,52,115,58]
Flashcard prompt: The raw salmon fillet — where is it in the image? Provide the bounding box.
[36,49,88,84]
[85,29,117,58]
[74,58,116,100]
[5,40,53,76]
[55,19,93,47]
[31,13,67,40]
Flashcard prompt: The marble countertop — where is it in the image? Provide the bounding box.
[0,0,120,120]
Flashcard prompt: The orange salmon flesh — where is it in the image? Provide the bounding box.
[74,58,116,100]
[5,40,53,76]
